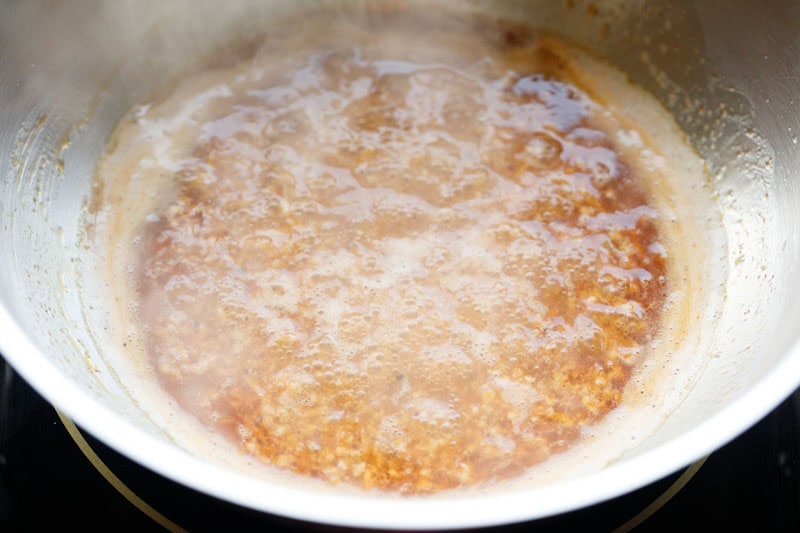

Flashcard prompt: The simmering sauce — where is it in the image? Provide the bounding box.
[90,6,709,494]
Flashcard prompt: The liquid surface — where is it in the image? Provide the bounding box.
[92,8,694,495]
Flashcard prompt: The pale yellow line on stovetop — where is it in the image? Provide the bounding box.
[56,410,187,533]
[612,456,708,532]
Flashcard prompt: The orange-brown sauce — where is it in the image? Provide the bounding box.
[128,13,668,494]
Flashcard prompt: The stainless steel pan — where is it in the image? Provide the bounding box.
[1,0,798,529]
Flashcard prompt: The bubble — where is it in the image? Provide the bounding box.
[525,133,563,164]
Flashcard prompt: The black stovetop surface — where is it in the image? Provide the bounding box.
[1,359,798,532]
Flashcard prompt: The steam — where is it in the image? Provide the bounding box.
[1,1,494,122]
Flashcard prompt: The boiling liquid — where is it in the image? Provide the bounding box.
[89,7,719,495]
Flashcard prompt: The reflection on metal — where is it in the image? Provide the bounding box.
[613,456,708,532]
[56,410,187,533]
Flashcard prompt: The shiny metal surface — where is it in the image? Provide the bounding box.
[0,0,798,528]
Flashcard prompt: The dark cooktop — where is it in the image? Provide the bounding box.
[0,359,798,532]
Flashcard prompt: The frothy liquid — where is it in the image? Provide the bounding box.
[89,7,718,495]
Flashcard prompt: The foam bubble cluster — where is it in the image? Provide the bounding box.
[136,16,667,494]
